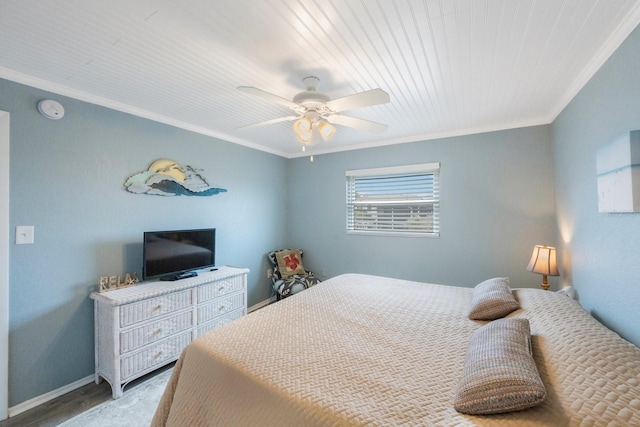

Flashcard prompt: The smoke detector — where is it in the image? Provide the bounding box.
[37,100,65,120]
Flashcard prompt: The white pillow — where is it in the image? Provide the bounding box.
[468,277,520,320]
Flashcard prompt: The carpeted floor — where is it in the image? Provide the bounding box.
[58,369,172,427]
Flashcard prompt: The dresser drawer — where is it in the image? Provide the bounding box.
[197,308,244,336]
[119,290,192,327]
[197,275,244,303]
[120,311,193,353]
[197,292,245,324]
[120,332,192,380]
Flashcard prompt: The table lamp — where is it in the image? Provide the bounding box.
[526,245,559,290]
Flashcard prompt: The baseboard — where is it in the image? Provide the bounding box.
[8,374,95,417]
[7,297,274,418]
[248,296,275,312]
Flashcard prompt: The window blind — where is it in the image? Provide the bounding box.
[346,163,440,237]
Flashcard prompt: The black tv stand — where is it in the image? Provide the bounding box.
[160,271,198,281]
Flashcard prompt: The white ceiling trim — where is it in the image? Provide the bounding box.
[288,116,552,158]
[0,66,289,158]
[545,1,640,122]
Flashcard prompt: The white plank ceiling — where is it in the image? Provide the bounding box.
[1,0,639,158]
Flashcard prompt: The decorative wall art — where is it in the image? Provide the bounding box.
[124,158,228,196]
[596,131,640,213]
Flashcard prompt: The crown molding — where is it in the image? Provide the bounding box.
[546,3,640,123]
[287,118,553,159]
[0,67,289,158]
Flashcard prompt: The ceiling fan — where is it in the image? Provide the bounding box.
[237,76,390,147]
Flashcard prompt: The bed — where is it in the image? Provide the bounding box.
[151,274,640,426]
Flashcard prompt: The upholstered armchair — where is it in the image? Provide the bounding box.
[267,249,321,300]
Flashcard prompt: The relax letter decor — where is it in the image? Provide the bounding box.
[124,158,227,196]
[99,272,139,292]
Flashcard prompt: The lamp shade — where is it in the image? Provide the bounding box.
[526,245,559,276]
[296,132,312,144]
[316,120,336,141]
[294,117,312,134]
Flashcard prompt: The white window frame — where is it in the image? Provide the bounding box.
[346,162,440,238]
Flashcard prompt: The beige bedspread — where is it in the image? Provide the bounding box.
[152,274,640,426]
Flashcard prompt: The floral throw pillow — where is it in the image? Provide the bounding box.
[275,249,306,277]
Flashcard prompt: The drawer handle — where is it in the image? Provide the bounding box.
[153,328,163,336]
[152,351,163,361]
[218,305,226,312]
[152,304,163,311]
[217,285,225,292]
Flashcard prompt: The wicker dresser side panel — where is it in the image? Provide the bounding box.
[96,301,117,382]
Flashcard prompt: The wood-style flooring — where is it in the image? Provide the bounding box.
[0,380,111,427]
[0,364,173,427]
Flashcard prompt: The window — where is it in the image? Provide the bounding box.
[346,163,440,237]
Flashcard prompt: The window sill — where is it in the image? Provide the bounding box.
[346,230,440,238]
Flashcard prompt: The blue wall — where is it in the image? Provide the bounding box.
[1,79,288,406]
[4,22,640,408]
[288,126,557,288]
[553,24,640,346]
[2,78,558,407]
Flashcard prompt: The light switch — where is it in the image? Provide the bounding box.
[16,226,34,244]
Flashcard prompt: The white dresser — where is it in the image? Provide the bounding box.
[90,266,249,398]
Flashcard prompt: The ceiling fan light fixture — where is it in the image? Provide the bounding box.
[238,77,390,151]
[297,132,312,144]
[294,117,312,134]
[316,120,335,141]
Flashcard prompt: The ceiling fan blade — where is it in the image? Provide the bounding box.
[327,114,388,133]
[236,115,299,130]
[325,88,390,113]
[237,86,300,110]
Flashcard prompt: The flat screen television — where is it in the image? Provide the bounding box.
[143,228,216,281]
